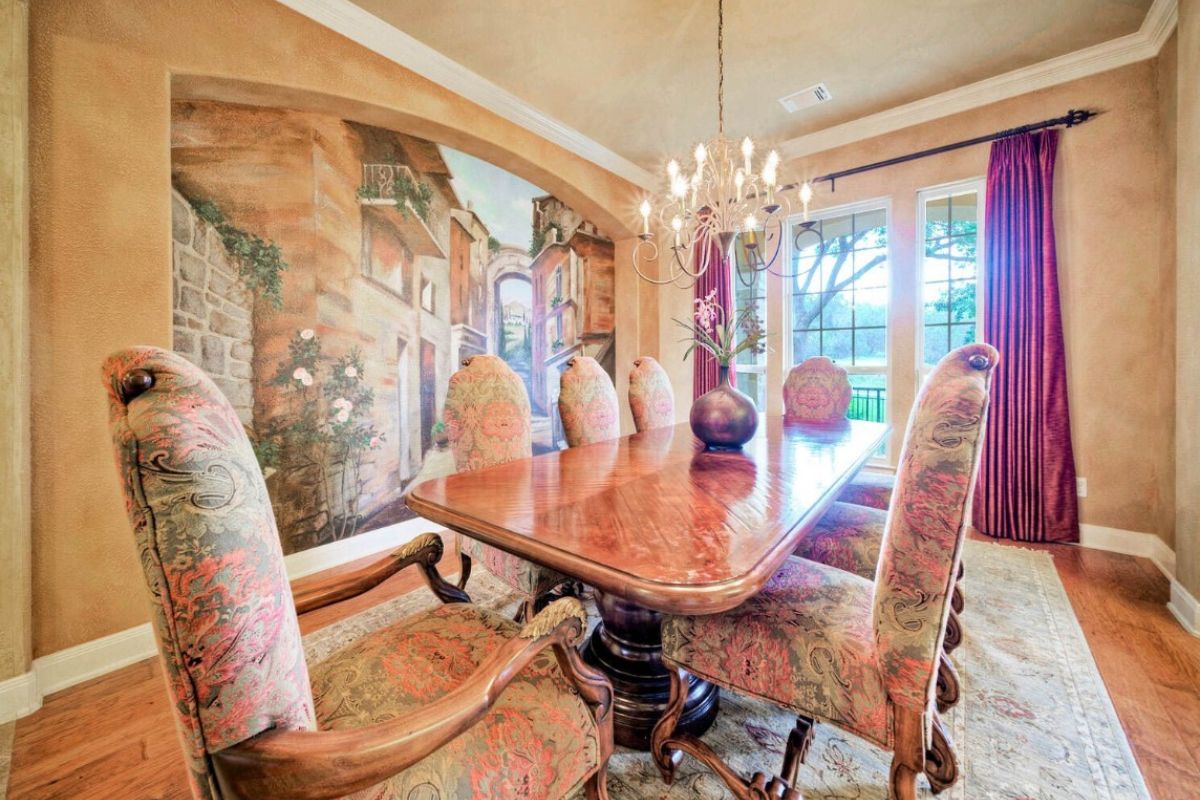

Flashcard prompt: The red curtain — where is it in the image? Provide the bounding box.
[692,230,736,399]
[974,130,1079,543]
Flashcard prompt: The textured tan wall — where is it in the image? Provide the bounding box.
[1175,0,1200,595]
[659,57,1177,544]
[28,0,644,655]
[0,0,31,682]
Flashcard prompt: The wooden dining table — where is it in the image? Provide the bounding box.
[407,416,889,750]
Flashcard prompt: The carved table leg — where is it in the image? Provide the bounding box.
[781,716,816,786]
[583,589,719,750]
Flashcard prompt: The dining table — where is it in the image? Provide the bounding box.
[406,415,890,750]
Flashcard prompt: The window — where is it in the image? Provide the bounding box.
[731,241,767,410]
[918,181,984,378]
[787,201,889,424]
[420,277,435,313]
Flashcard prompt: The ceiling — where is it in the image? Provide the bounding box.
[350,0,1153,171]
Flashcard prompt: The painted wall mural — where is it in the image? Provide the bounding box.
[170,100,616,554]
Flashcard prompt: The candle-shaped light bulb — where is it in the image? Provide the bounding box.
[639,199,651,235]
[671,175,688,199]
[744,214,758,232]
[741,137,754,173]
[734,168,745,201]
[694,143,707,166]
[667,159,679,179]
[763,151,779,187]
[799,181,814,220]
[671,215,683,248]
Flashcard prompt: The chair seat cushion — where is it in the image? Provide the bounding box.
[661,558,891,748]
[311,602,600,799]
[460,537,567,598]
[838,470,895,510]
[793,501,886,580]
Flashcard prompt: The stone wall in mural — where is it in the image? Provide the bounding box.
[169,100,616,554]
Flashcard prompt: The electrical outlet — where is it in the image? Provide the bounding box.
[1076,477,1088,498]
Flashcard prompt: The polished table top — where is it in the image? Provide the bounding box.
[407,417,889,616]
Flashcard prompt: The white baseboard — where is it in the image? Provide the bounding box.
[1078,523,1176,581]
[4,517,444,721]
[0,670,41,724]
[1168,579,1200,638]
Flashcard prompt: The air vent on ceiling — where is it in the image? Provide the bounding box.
[778,83,832,113]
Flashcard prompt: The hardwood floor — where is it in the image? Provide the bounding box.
[5,535,1199,799]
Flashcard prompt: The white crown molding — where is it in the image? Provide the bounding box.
[274,0,656,190]
[780,0,1178,160]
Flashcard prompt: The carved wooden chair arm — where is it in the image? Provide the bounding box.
[211,598,611,800]
[292,532,469,615]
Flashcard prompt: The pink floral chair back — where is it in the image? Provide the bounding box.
[628,356,675,432]
[103,347,315,800]
[783,356,853,422]
[559,356,620,447]
[444,355,533,471]
[871,343,998,713]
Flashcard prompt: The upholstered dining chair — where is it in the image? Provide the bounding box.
[559,356,620,447]
[445,354,570,622]
[103,346,613,800]
[654,343,999,800]
[628,356,675,433]
[783,356,896,509]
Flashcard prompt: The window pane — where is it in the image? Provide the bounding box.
[822,291,853,329]
[847,373,887,424]
[855,248,888,287]
[793,330,820,362]
[794,293,821,331]
[855,327,886,366]
[924,282,949,324]
[924,324,950,365]
[949,191,979,236]
[924,239,952,282]
[946,282,976,323]
[952,322,977,348]
[925,197,950,239]
[855,287,888,327]
[823,328,852,362]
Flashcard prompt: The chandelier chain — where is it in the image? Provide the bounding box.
[717,0,725,135]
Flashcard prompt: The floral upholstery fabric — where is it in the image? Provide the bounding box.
[102,347,315,800]
[559,356,620,447]
[313,602,600,799]
[662,558,891,748]
[444,355,533,472]
[628,356,675,433]
[792,501,886,580]
[839,470,895,511]
[873,343,998,713]
[445,355,566,600]
[782,357,853,422]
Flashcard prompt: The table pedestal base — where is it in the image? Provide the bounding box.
[582,589,719,751]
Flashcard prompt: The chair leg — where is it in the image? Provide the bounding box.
[943,608,963,654]
[585,763,610,800]
[889,709,924,800]
[924,713,959,794]
[780,716,816,786]
[936,652,960,714]
[653,667,801,799]
[457,552,472,591]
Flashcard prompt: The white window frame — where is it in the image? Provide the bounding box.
[729,251,768,410]
[915,178,986,383]
[783,196,893,462]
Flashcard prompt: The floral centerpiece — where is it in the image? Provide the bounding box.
[675,291,766,448]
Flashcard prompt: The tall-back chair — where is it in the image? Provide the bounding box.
[445,355,569,620]
[559,356,620,447]
[104,347,613,799]
[628,356,675,433]
[655,344,998,800]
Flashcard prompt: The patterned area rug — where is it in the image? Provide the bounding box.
[299,540,1149,799]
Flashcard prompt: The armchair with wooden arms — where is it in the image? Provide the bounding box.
[103,346,613,800]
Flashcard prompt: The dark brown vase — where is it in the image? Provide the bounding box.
[689,365,759,449]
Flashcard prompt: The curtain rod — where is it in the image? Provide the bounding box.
[780,108,1097,193]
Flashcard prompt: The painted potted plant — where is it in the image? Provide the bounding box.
[431,419,449,448]
[675,290,766,449]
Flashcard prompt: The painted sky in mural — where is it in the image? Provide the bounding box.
[169,99,616,555]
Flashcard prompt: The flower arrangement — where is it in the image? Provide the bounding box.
[674,290,766,367]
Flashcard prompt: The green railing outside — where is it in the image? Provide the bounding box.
[848,387,886,423]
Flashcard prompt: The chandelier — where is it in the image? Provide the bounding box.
[632,0,819,288]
